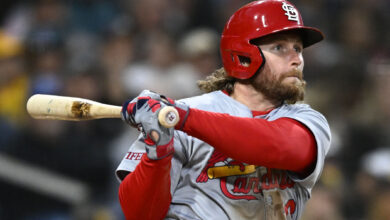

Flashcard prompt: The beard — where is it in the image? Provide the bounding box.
[251,68,306,104]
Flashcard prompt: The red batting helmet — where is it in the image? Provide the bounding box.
[220,0,324,79]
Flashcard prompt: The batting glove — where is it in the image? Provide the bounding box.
[122,95,174,160]
[122,90,190,130]
[121,90,164,127]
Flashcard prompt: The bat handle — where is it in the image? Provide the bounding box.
[158,106,179,128]
[140,106,180,142]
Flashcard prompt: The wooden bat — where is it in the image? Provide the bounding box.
[26,94,179,128]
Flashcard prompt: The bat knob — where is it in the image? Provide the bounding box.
[158,106,179,128]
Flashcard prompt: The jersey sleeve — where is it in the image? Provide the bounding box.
[276,105,331,192]
[115,131,191,219]
[115,134,146,182]
[115,132,189,192]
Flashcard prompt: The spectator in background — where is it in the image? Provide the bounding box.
[0,31,28,147]
[367,187,390,220]
[126,0,190,60]
[24,0,68,96]
[340,54,390,219]
[0,1,123,219]
[121,31,200,99]
[346,147,390,220]
[2,70,121,219]
[301,158,346,220]
[99,31,134,105]
[301,185,344,220]
[28,45,65,95]
[178,28,220,80]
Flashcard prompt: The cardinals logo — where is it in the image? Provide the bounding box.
[282,2,300,23]
[196,150,295,201]
[196,150,256,183]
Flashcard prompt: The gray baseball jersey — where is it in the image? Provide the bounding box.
[116,90,331,220]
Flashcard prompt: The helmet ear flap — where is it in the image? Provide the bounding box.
[233,50,266,74]
[220,36,265,79]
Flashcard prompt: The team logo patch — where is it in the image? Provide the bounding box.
[196,150,298,216]
[282,2,300,23]
[197,150,295,201]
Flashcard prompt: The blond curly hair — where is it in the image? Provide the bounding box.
[197,67,236,94]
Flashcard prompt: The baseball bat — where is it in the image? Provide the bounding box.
[207,165,257,179]
[26,94,179,128]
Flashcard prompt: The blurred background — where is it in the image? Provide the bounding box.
[0,0,389,219]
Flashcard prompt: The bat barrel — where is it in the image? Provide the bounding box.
[26,94,122,121]
[26,94,180,128]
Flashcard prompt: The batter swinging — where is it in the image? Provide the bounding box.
[116,1,331,219]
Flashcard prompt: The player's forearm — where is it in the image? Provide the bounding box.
[182,108,316,172]
[118,154,172,219]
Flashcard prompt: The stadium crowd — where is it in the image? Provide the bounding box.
[0,0,389,219]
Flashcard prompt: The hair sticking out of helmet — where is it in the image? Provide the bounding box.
[220,0,324,80]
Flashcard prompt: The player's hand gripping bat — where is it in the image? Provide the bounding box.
[26,94,179,128]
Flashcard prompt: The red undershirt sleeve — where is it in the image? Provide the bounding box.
[181,108,317,173]
[118,154,172,220]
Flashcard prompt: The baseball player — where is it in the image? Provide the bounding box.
[116,0,331,219]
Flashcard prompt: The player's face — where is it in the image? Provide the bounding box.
[252,32,306,103]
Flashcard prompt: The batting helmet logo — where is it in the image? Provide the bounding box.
[282,2,300,23]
